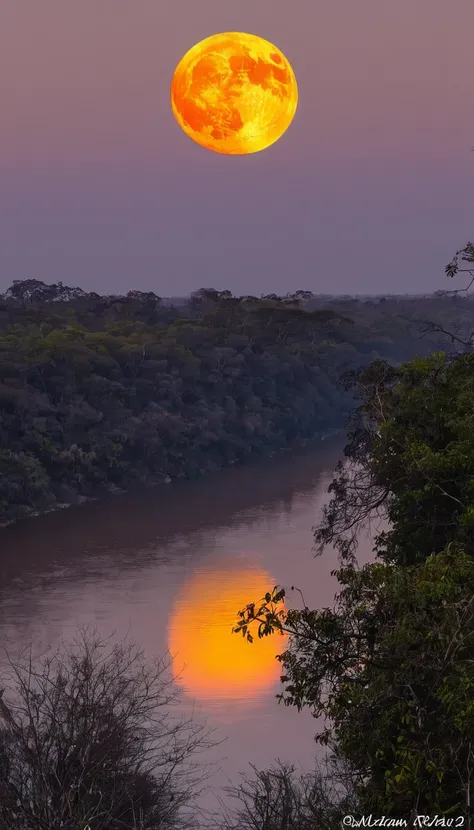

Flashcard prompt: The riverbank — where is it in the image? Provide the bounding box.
[2,284,458,531]
[0,430,353,819]
[0,427,344,529]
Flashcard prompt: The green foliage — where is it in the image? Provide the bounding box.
[0,280,464,523]
[445,241,474,281]
[0,449,51,518]
[315,351,474,566]
[235,546,474,815]
[233,263,474,817]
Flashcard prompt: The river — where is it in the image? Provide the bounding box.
[0,438,375,815]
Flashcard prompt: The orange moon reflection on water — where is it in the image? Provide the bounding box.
[168,565,287,702]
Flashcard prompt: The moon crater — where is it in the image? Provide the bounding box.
[171,32,298,154]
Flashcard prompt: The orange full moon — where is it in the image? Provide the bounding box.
[170,32,298,155]
[168,565,287,701]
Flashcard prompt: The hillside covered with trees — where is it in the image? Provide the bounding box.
[1,277,473,524]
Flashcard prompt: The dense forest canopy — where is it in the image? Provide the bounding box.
[234,352,474,816]
[1,278,473,524]
[233,242,474,821]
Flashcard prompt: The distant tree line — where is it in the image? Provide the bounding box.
[0,277,473,524]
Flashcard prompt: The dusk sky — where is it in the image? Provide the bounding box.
[1,0,473,297]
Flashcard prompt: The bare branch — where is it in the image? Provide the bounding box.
[0,627,216,830]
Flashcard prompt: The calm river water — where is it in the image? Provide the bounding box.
[0,438,374,813]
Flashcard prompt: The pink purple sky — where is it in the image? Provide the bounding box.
[1,0,473,296]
